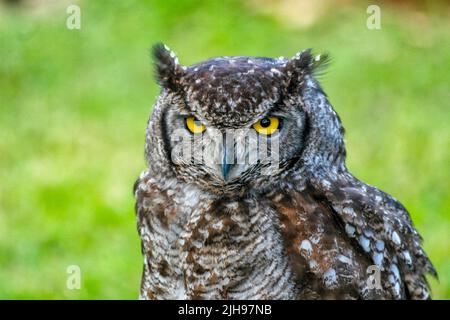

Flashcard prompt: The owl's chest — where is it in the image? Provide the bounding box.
[140,186,296,299]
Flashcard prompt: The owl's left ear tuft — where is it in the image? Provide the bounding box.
[152,43,185,91]
[310,52,331,77]
[283,49,330,89]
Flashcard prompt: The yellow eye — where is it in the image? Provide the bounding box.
[186,116,206,134]
[252,117,280,135]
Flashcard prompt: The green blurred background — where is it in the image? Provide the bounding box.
[0,0,448,299]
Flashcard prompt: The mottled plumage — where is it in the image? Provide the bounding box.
[134,44,436,299]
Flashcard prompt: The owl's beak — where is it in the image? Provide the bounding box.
[221,145,233,181]
[222,163,233,181]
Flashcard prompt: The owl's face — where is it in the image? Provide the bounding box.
[148,45,321,196]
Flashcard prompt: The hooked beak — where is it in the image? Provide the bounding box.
[221,134,234,181]
[222,147,233,181]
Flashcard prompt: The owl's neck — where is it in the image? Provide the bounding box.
[138,175,296,299]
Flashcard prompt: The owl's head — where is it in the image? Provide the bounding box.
[146,44,343,196]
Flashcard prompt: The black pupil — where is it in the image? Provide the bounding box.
[193,117,201,126]
[260,118,271,128]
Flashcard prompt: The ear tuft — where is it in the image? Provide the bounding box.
[283,49,330,89]
[152,43,184,91]
[310,52,331,77]
[283,48,312,78]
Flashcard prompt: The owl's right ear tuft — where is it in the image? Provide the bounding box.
[152,43,185,91]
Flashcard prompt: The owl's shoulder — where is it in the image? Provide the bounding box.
[266,186,382,299]
[306,174,436,299]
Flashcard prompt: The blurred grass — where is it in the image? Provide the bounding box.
[0,0,448,299]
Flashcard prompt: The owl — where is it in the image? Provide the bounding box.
[134,43,436,300]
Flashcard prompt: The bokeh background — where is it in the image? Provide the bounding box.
[0,0,448,299]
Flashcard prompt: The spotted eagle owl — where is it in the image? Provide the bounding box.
[134,44,436,300]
